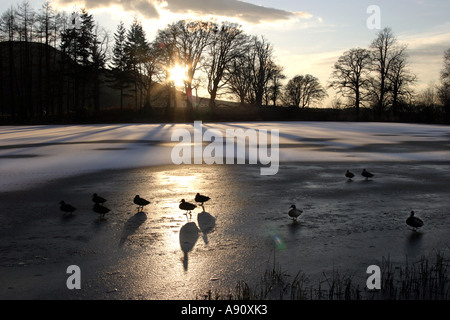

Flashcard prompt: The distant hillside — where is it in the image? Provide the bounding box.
[3,41,411,124]
[0,41,257,123]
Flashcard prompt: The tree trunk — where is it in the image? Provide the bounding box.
[355,88,360,115]
[208,88,217,112]
[120,85,123,110]
[185,85,194,121]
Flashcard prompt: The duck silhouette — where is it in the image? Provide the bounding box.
[134,195,150,212]
[288,205,303,221]
[179,199,197,218]
[345,170,355,181]
[93,203,110,219]
[195,193,210,208]
[59,201,76,216]
[406,211,424,232]
[362,168,374,180]
[92,193,107,205]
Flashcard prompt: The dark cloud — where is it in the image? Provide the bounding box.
[124,0,160,19]
[159,0,310,24]
[56,0,309,24]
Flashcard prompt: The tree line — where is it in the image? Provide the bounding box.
[0,1,449,123]
[329,28,417,117]
[329,27,450,122]
[0,1,290,121]
[0,2,109,120]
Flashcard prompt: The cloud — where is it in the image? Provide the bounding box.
[55,0,310,24]
[399,25,450,80]
[400,22,450,53]
[56,0,160,19]
[157,0,310,24]
[403,33,450,87]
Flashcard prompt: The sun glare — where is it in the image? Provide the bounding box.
[168,64,188,87]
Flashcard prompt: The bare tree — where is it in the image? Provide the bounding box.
[250,36,275,107]
[0,7,16,41]
[15,0,35,43]
[371,28,395,114]
[37,1,56,46]
[266,63,285,106]
[153,23,183,114]
[16,0,36,117]
[329,48,372,114]
[438,48,450,120]
[284,74,327,108]
[0,7,17,117]
[417,84,439,109]
[141,45,159,109]
[90,24,108,113]
[387,49,416,115]
[370,27,412,115]
[164,20,214,116]
[441,48,450,82]
[225,36,278,108]
[227,49,253,106]
[205,21,246,112]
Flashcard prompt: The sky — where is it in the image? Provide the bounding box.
[1,0,450,105]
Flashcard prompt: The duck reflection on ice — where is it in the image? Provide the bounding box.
[179,222,199,270]
[197,211,216,244]
[179,211,216,270]
[119,211,147,247]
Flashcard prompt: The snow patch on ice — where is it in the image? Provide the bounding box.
[1,122,449,192]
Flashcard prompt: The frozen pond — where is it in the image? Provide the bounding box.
[0,122,449,299]
[1,121,449,192]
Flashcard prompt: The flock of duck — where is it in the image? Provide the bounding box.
[59,168,424,233]
[59,192,211,221]
[288,168,424,232]
[345,168,374,181]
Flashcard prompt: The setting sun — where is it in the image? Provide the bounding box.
[167,64,188,87]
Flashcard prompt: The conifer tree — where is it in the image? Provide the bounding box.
[109,21,130,109]
[125,18,149,110]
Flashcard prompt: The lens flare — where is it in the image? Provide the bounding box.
[272,235,286,251]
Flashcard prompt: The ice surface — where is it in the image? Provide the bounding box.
[1,121,449,192]
[1,121,450,299]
